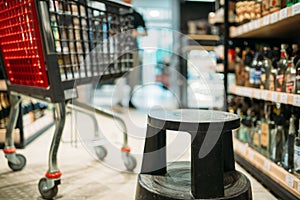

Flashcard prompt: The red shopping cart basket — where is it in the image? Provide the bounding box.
[0,0,134,199]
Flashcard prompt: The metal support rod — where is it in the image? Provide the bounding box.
[5,94,21,148]
[48,102,66,173]
[68,101,128,147]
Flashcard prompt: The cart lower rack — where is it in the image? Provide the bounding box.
[0,0,136,199]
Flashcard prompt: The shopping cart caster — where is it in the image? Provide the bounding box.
[4,149,26,171]
[121,147,137,171]
[38,172,61,199]
[95,146,107,160]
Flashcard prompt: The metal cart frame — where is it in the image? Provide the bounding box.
[0,0,135,199]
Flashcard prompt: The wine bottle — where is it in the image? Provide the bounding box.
[293,119,300,178]
[285,59,296,93]
[295,56,300,94]
[282,115,296,172]
[276,44,288,92]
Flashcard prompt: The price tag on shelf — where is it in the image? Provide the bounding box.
[270,13,278,24]
[253,89,261,99]
[238,27,243,35]
[292,3,300,16]
[285,175,294,188]
[263,16,270,26]
[280,93,288,104]
[280,8,288,20]
[245,87,252,96]
[254,19,260,29]
[243,24,248,33]
[249,21,254,31]
[239,87,247,96]
[272,92,278,102]
[261,90,268,100]
[240,144,247,155]
[231,29,236,37]
[293,95,300,106]
[248,150,254,161]
[264,160,271,171]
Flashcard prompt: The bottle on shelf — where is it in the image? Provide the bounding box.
[250,51,263,88]
[261,46,276,90]
[262,0,270,16]
[295,56,300,94]
[252,120,262,149]
[254,0,262,19]
[243,46,254,87]
[235,47,245,86]
[285,58,296,93]
[286,0,294,7]
[269,0,281,13]
[260,103,272,154]
[282,114,296,172]
[239,109,252,143]
[293,119,300,178]
[276,44,288,92]
[270,104,286,164]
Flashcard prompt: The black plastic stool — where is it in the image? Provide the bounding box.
[135,109,252,200]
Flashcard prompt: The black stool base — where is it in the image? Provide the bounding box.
[135,162,252,200]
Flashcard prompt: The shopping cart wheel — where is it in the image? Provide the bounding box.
[8,153,26,171]
[122,153,137,171]
[95,146,107,160]
[38,178,58,199]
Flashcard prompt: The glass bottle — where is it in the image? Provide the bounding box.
[270,103,286,164]
[276,44,288,92]
[295,56,300,94]
[282,115,296,172]
[250,52,263,88]
[243,47,253,87]
[286,0,294,6]
[269,0,281,13]
[253,120,262,151]
[271,124,285,164]
[255,0,262,19]
[293,119,300,178]
[262,0,270,16]
[235,47,244,86]
[260,103,271,152]
[261,46,275,90]
[285,59,296,93]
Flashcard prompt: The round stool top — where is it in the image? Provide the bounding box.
[148,109,240,133]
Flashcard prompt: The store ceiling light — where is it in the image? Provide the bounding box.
[149,10,160,18]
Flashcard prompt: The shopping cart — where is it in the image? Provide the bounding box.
[0,0,136,199]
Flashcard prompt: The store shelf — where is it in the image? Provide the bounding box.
[186,45,215,51]
[230,3,300,39]
[233,137,300,199]
[0,110,54,148]
[188,34,220,41]
[229,85,300,107]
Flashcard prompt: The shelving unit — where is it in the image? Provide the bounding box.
[186,34,220,51]
[229,85,300,107]
[234,138,300,200]
[230,3,300,39]
[223,1,300,199]
[0,79,54,148]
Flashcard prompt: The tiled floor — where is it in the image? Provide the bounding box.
[0,106,278,200]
